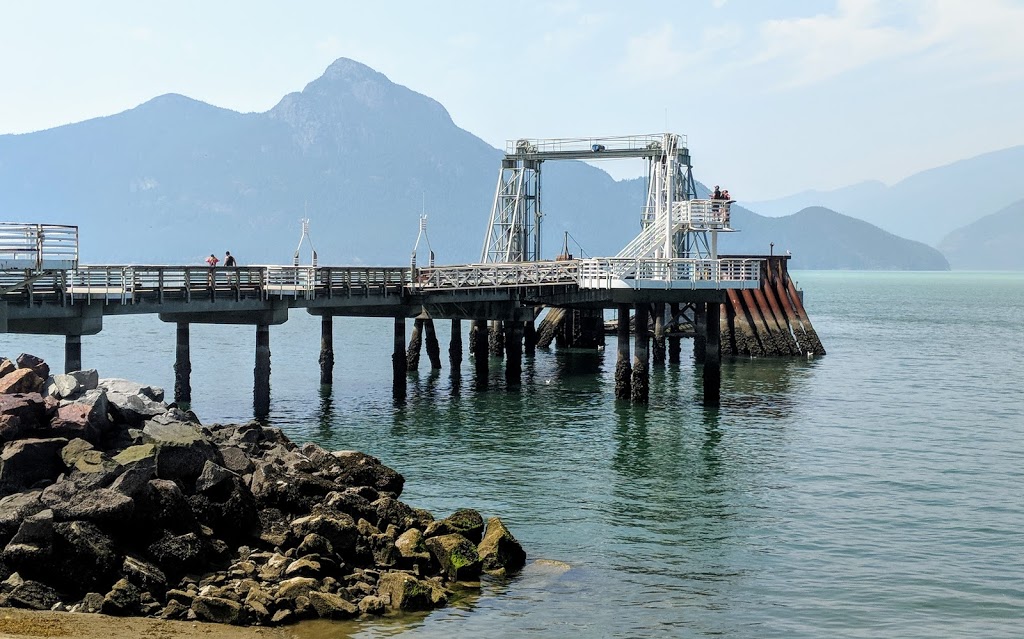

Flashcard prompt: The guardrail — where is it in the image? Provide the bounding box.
[411,261,579,290]
[577,257,760,289]
[0,223,78,271]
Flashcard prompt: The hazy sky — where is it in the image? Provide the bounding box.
[2,0,1022,200]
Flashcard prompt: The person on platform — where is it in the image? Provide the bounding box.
[206,253,219,287]
[712,185,722,199]
[224,251,237,284]
[722,189,731,201]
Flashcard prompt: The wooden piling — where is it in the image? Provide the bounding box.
[693,302,707,364]
[536,307,565,348]
[652,303,666,365]
[668,303,681,364]
[319,315,334,385]
[524,319,537,357]
[449,319,463,369]
[407,318,424,369]
[631,303,649,404]
[254,324,271,417]
[173,323,190,404]
[703,302,721,407]
[424,318,442,370]
[488,320,505,358]
[392,317,407,397]
[615,304,632,400]
[472,319,489,386]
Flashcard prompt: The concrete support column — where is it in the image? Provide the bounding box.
[393,316,407,397]
[424,318,442,370]
[488,320,505,358]
[64,334,83,375]
[449,319,463,370]
[319,315,334,386]
[615,304,632,400]
[254,324,271,418]
[472,320,489,387]
[703,302,722,408]
[668,303,681,364]
[407,318,424,370]
[173,323,191,404]
[504,321,523,388]
[693,302,707,364]
[631,303,649,404]
[524,320,537,357]
[652,303,666,365]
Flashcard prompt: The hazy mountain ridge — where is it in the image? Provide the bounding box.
[744,145,1024,254]
[0,57,945,270]
[937,199,1024,270]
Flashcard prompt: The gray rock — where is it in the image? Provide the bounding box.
[50,520,122,591]
[101,577,142,615]
[99,378,164,403]
[195,460,236,493]
[0,394,48,437]
[424,508,485,544]
[424,533,482,581]
[0,490,44,538]
[3,509,54,568]
[69,369,99,392]
[477,517,527,575]
[219,446,254,475]
[122,555,168,594]
[0,437,67,496]
[142,422,220,482]
[50,374,82,400]
[8,579,60,610]
[357,594,386,615]
[42,484,134,523]
[308,590,357,619]
[376,571,447,611]
[331,450,405,496]
[191,595,244,625]
[15,354,50,381]
[275,576,317,601]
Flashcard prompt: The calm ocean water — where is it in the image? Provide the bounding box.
[2,271,1022,638]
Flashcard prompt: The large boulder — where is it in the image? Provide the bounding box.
[476,517,526,576]
[60,439,123,488]
[308,590,358,619]
[0,393,48,436]
[46,369,99,400]
[0,490,44,540]
[3,509,54,568]
[99,379,164,403]
[376,571,447,611]
[15,354,49,381]
[7,579,60,610]
[0,437,68,495]
[425,508,485,544]
[48,520,122,593]
[135,479,197,533]
[141,421,220,482]
[0,358,15,379]
[191,596,245,625]
[100,379,166,426]
[0,369,44,395]
[41,483,134,523]
[330,451,404,496]
[424,533,482,581]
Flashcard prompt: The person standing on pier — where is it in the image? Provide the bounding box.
[206,253,219,287]
[224,250,237,284]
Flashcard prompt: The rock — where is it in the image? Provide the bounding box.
[0,437,67,496]
[42,484,134,523]
[122,555,168,595]
[60,439,123,488]
[357,594,386,615]
[0,415,31,442]
[275,576,317,601]
[0,369,44,395]
[270,609,292,624]
[0,393,47,434]
[50,520,122,592]
[15,354,49,381]
[308,590,357,619]
[322,490,378,522]
[219,446,253,475]
[377,571,447,611]
[0,358,15,380]
[137,479,196,531]
[257,553,290,581]
[424,533,482,581]
[477,517,527,575]
[195,460,236,493]
[142,421,220,482]
[49,396,109,444]
[3,509,53,567]
[331,451,404,496]
[191,595,244,625]
[291,512,357,557]
[284,557,322,578]
[147,531,205,575]
[426,508,485,544]
[186,477,259,541]
[80,591,105,613]
[70,369,99,392]
[99,378,164,403]
[160,598,189,619]
[8,579,60,610]
[109,463,155,498]
[101,577,142,615]
[0,490,44,540]
[112,443,157,467]
[374,496,417,531]
[296,533,333,557]
[369,528,399,568]
[49,374,83,400]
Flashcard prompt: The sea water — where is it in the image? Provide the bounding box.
[2,271,1022,638]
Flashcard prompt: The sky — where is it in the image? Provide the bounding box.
[1,0,1023,201]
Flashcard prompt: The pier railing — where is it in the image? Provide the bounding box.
[0,223,78,271]
[577,257,759,289]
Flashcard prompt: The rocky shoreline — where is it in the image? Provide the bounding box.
[0,353,525,626]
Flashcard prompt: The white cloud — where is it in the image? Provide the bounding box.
[748,0,1024,88]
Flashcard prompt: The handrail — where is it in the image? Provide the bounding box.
[0,223,79,271]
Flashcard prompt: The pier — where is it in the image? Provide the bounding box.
[0,133,823,413]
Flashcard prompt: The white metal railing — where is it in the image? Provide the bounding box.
[577,258,759,289]
[412,261,580,290]
[0,223,79,271]
[619,200,732,259]
[507,134,677,155]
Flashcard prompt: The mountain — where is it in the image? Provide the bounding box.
[718,205,950,270]
[0,57,942,270]
[937,199,1024,270]
[743,145,1024,247]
